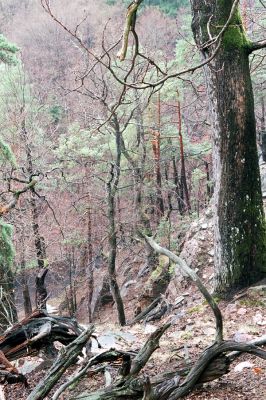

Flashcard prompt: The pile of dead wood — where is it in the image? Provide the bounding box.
[13,318,266,400]
[1,236,266,399]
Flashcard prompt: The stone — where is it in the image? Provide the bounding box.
[253,312,266,326]
[201,223,208,230]
[249,285,266,293]
[234,361,254,372]
[233,331,253,342]
[237,307,247,315]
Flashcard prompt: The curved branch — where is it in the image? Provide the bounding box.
[141,234,223,343]
[164,341,266,400]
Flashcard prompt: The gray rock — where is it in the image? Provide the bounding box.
[201,223,208,230]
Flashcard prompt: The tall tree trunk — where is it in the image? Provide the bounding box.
[164,161,173,220]
[260,97,266,162]
[106,115,126,326]
[172,156,184,214]
[155,92,164,219]
[87,206,94,323]
[35,268,48,310]
[177,90,191,213]
[191,0,266,296]
[20,235,32,317]
[21,115,48,309]
[151,131,164,220]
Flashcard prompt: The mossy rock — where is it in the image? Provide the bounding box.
[139,256,171,306]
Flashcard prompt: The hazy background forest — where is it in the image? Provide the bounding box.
[0,0,264,317]
[0,0,265,399]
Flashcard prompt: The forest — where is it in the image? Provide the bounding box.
[0,0,265,399]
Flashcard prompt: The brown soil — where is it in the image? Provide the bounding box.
[4,282,265,400]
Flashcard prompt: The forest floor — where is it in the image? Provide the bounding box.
[4,280,266,400]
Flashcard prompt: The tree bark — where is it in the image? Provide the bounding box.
[87,206,94,323]
[20,237,32,317]
[172,156,184,214]
[21,115,48,308]
[26,325,94,400]
[177,90,190,213]
[106,115,126,326]
[191,0,266,296]
[35,268,48,310]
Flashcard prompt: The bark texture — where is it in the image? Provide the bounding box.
[191,0,266,296]
[106,115,126,326]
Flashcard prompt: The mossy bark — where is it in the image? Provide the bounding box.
[191,0,266,296]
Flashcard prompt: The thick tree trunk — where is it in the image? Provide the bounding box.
[107,181,126,326]
[191,0,266,296]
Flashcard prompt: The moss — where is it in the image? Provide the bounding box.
[0,137,17,167]
[203,295,221,305]
[180,332,193,340]
[0,220,15,269]
[187,304,205,314]
[151,255,169,280]
[222,26,252,51]
[239,298,265,307]
[169,262,176,275]
[215,3,252,51]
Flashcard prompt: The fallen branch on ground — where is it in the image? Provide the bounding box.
[27,325,94,400]
[0,309,84,386]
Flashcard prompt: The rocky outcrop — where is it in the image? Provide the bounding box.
[167,209,214,302]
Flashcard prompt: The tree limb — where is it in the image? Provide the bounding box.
[27,325,94,400]
[117,0,143,61]
[249,39,266,53]
[0,178,37,216]
[129,323,170,377]
[140,233,223,343]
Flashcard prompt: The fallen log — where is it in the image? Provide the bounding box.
[0,350,28,386]
[0,309,83,361]
[129,296,162,325]
[27,325,94,400]
[72,340,266,400]
[0,309,84,386]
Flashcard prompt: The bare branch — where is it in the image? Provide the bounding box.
[141,234,223,343]
[0,178,37,216]
[249,39,266,53]
[117,0,144,61]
